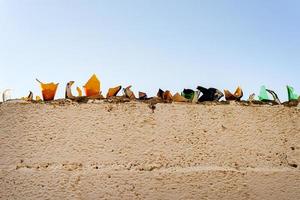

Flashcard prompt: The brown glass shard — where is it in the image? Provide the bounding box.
[224,90,235,101]
[124,85,136,99]
[27,91,33,101]
[163,90,173,102]
[65,81,75,99]
[224,87,243,101]
[157,89,164,99]
[139,91,148,100]
[157,89,173,102]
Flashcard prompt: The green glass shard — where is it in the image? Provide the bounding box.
[287,85,299,101]
[181,91,194,100]
[258,85,269,101]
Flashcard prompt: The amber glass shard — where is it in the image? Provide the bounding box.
[83,74,101,97]
[36,96,42,101]
[234,86,243,100]
[36,79,59,101]
[172,93,188,102]
[76,87,82,97]
[106,86,122,98]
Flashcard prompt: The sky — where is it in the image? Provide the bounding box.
[0,0,299,101]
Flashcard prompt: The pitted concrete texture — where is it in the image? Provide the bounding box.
[0,102,299,199]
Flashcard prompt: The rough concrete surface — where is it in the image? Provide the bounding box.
[0,101,300,199]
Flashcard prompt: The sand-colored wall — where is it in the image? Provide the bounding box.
[0,101,300,200]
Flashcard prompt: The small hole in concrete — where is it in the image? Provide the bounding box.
[289,163,298,168]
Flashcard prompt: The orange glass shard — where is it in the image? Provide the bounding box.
[172,93,188,102]
[36,79,59,101]
[106,86,122,98]
[76,87,82,97]
[83,74,101,97]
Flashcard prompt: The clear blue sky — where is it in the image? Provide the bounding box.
[0,0,299,101]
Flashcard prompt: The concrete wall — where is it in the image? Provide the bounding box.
[0,101,299,199]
